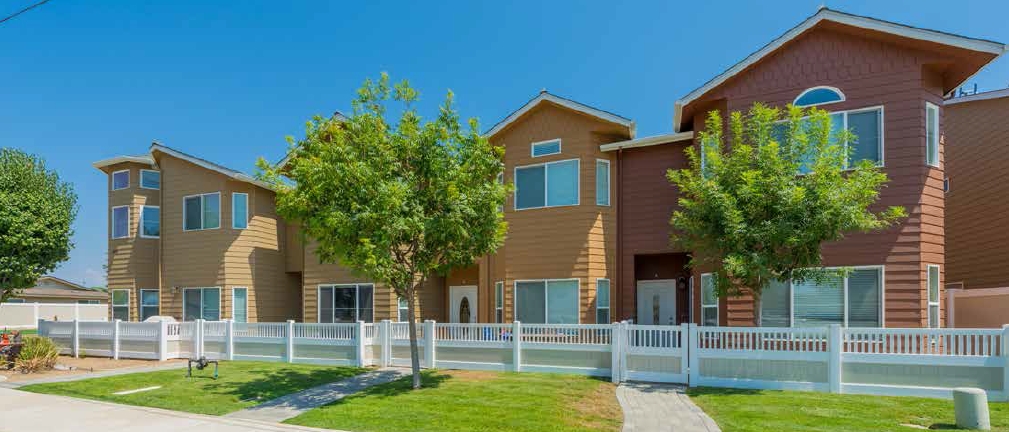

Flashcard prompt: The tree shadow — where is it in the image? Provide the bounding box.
[684,386,763,397]
[323,370,451,406]
[197,364,367,403]
[927,424,961,430]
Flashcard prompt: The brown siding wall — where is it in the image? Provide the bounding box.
[682,27,947,327]
[488,101,627,324]
[300,240,397,323]
[945,96,1009,290]
[105,162,160,321]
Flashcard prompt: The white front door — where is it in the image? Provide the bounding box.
[450,286,478,323]
[636,280,677,325]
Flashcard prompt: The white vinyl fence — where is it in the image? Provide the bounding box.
[0,303,107,328]
[37,319,1009,401]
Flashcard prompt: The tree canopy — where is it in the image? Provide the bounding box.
[258,73,508,388]
[667,104,906,300]
[0,148,78,302]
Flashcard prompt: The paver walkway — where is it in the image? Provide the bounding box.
[225,367,410,423]
[0,387,343,432]
[617,382,721,432]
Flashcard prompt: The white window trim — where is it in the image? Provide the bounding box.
[700,273,718,326]
[397,296,409,322]
[793,85,847,107]
[530,138,562,157]
[111,289,130,321]
[595,159,611,207]
[513,278,581,324]
[182,287,222,321]
[182,192,222,232]
[139,169,161,190]
[927,264,941,328]
[494,281,504,323]
[232,192,249,230]
[139,289,159,321]
[111,205,130,239]
[595,278,610,324]
[317,283,376,323]
[514,158,581,211]
[925,102,940,168]
[774,105,885,170]
[757,265,887,328]
[111,169,130,191]
[232,287,248,322]
[138,205,160,239]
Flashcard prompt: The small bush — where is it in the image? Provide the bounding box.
[15,336,59,373]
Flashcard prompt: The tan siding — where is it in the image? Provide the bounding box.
[103,162,160,321]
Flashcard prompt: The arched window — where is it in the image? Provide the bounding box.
[794,86,845,107]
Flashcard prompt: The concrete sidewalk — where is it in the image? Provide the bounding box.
[617,382,721,432]
[0,387,344,432]
[226,368,410,422]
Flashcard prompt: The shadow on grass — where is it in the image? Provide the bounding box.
[198,365,366,403]
[322,370,451,406]
[685,386,763,397]
[927,424,960,430]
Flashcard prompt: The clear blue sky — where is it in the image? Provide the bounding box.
[3,0,1007,287]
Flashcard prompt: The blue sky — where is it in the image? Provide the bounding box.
[2,0,1007,287]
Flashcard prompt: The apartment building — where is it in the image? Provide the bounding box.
[96,8,1006,328]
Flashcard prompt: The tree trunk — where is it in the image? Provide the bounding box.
[405,285,422,389]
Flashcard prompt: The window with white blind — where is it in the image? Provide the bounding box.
[531,139,561,157]
[397,296,409,322]
[760,267,883,327]
[232,288,248,323]
[596,279,610,324]
[927,265,940,328]
[926,102,940,167]
[596,160,610,206]
[495,281,504,323]
[700,273,718,326]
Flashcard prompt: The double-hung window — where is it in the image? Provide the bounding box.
[700,273,718,326]
[111,289,130,321]
[232,193,249,229]
[759,267,883,327]
[112,170,129,190]
[232,287,248,323]
[515,279,578,324]
[140,170,160,190]
[397,296,409,322]
[139,289,159,321]
[183,192,221,231]
[596,279,610,324]
[926,102,940,167]
[318,284,374,323]
[495,281,504,323]
[140,206,160,238]
[111,206,130,239]
[772,107,883,172]
[596,160,610,206]
[515,159,579,210]
[183,287,221,321]
[927,265,940,328]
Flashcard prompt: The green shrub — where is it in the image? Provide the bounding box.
[15,336,59,373]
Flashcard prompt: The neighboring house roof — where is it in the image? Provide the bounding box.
[17,276,108,301]
[673,7,1008,132]
[945,88,1009,105]
[599,132,694,152]
[149,143,276,191]
[92,155,155,169]
[274,111,349,170]
[485,90,635,138]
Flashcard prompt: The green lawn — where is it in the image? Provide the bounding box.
[22,361,368,415]
[689,387,1009,431]
[285,370,622,432]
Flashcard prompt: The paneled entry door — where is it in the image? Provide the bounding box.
[450,286,478,323]
[636,280,677,325]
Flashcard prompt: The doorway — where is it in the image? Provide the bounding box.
[449,286,478,323]
[636,280,676,325]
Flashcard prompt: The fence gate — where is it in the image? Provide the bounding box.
[616,323,688,384]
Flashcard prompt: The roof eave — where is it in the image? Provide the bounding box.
[486,92,634,138]
[599,132,694,152]
[150,143,276,191]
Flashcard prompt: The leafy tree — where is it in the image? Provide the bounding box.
[667,104,905,308]
[0,148,78,303]
[258,73,507,388]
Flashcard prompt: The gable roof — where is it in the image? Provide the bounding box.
[486,91,635,138]
[20,276,108,301]
[150,143,275,191]
[274,111,349,170]
[673,7,1007,131]
[945,88,1009,105]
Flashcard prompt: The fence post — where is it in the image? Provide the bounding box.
[33,302,40,324]
[353,321,366,367]
[513,321,523,372]
[158,320,169,361]
[379,320,391,367]
[828,324,843,394]
[287,320,296,363]
[112,319,121,360]
[226,319,235,361]
[424,320,436,369]
[610,321,623,383]
[1002,324,1009,400]
[71,319,79,358]
[687,323,699,386]
[194,319,204,359]
[74,303,80,321]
